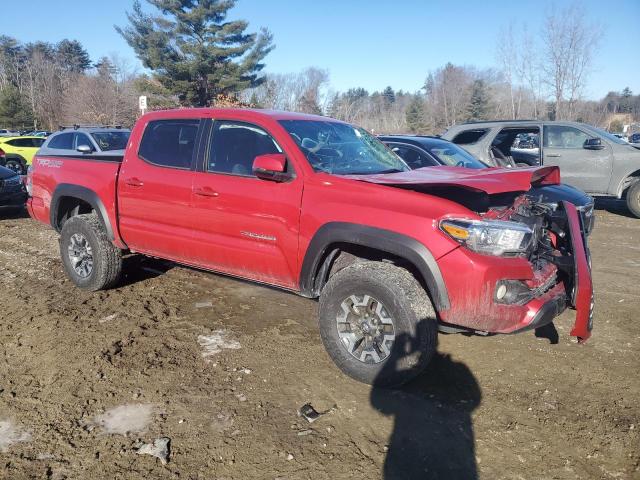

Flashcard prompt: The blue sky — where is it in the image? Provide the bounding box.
[3,0,639,98]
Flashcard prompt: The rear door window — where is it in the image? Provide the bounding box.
[139,119,201,169]
[451,129,489,145]
[48,133,74,150]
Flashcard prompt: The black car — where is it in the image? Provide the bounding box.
[379,135,595,235]
[0,165,27,210]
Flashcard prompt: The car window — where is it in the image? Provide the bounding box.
[543,125,590,149]
[388,144,436,169]
[139,119,200,169]
[48,133,74,150]
[208,121,282,176]
[451,129,489,145]
[74,133,93,150]
[91,131,130,151]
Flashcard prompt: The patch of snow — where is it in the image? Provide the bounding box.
[198,330,241,358]
[93,404,154,435]
[0,419,31,452]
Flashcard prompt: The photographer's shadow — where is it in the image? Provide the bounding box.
[370,326,481,480]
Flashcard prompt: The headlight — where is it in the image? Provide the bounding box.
[440,218,533,256]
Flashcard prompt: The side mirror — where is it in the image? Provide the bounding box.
[76,144,94,154]
[583,138,604,150]
[252,153,291,182]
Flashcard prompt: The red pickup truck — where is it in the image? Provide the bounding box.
[27,109,593,386]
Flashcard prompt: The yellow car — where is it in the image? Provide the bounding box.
[0,136,46,174]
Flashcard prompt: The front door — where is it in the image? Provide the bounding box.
[190,119,303,289]
[118,118,201,261]
[542,124,613,193]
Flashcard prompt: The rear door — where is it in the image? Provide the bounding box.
[190,119,303,289]
[542,124,613,193]
[118,118,202,261]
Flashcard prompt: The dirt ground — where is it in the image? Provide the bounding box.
[0,201,638,480]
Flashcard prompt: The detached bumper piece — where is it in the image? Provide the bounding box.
[563,201,594,342]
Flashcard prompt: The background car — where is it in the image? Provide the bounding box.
[0,136,46,175]
[0,164,27,210]
[441,120,640,217]
[380,134,595,235]
[39,126,131,158]
[0,128,19,137]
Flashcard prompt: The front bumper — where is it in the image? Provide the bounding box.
[437,202,593,341]
[0,188,27,208]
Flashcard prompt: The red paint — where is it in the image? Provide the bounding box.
[342,164,562,194]
[564,201,594,341]
[27,108,592,340]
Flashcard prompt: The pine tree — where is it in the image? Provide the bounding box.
[117,0,274,107]
[382,86,395,105]
[0,85,33,129]
[405,96,427,133]
[56,39,92,73]
[468,79,489,121]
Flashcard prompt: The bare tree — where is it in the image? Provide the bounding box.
[541,4,601,120]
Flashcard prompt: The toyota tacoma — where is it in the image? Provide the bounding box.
[27,109,594,386]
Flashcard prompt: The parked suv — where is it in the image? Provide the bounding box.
[442,120,640,217]
[40,126,131,158]
[27,109,593,386]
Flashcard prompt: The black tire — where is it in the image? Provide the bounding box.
[59,213,122,291]
[625,181,640,218]
[318,261,437,387]
[5,159,25,175]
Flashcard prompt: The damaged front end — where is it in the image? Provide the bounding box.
[437,194,594,342]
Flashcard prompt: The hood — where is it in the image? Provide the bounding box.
[527,183,592,208]
[0,165,18,179]
[341,165,560,195]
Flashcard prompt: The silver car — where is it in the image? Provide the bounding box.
[442,120,640,217]
[38,126,131,160]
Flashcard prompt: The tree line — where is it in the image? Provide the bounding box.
[0,0,637,135]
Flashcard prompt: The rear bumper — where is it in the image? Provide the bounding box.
[437,202,593,340]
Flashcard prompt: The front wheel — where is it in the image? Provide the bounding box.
[626,181,640,218]
[59,213,123,291]
[318,261,437,387]
[5,159,25,175]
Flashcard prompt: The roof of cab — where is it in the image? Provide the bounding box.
[142,108,341,123]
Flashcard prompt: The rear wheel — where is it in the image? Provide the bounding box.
[626,181,640,218]
[318,261,437,387]
[59,213,122,290]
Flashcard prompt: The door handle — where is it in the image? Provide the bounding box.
[124,177,144,187]
[194,187,219,198]
[545,153,561,158]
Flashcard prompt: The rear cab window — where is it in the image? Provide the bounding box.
[138,119,201,169]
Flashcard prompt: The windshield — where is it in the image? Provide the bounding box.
[91,131,130,151]
[586,125,628,145]
[279,120,409,175]
[424,140,487,169]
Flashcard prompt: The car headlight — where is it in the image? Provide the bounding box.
[440,218,533,256]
